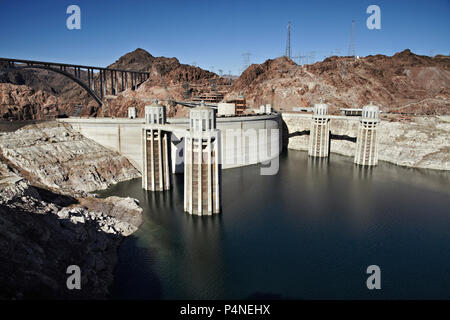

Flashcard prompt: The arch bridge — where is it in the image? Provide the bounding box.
[0,57,150,106]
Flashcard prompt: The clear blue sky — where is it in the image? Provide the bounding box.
[1,0,449,74]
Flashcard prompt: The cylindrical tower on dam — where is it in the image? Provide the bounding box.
[184,103,221,215]
[308,101,330,157]
[354,102,379,166]
[142,100,171,191]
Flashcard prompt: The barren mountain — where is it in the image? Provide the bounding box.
[226,49,450,115]
[108,48,226,86]
[99,48,231,117]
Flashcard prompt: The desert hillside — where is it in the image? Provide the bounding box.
[1,49,449,119]
[226,49,450,115]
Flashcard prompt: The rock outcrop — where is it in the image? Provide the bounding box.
[0,83,59,120]
[0,69,97,120]
[0,161,142,299]
[0,121,140,194]
[0,122,144,299]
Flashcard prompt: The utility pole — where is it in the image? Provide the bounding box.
[285,21,292,59]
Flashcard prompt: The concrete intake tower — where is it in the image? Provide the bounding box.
[354,102,379,166]
[184,103,221,215]
[308,101,330,158]
[142,100,171,191]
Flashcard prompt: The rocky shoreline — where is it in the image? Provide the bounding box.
[0,122,143,299]
[282,113,450,171]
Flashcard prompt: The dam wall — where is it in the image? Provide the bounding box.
[59,113,281,172]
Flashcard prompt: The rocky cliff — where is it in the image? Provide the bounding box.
[283,113,450,170]
[0,83,58,120]
[0,121,140,194]
[0,67,97,120]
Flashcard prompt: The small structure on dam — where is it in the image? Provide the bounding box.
[128,107,137,119]
[354,102,380,166]
[308,101,330,158]
[142,100,171,191]
[184,103,221,215]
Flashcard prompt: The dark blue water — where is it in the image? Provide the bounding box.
[97,150,450,299]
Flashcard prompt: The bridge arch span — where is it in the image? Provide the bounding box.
[11,65,103,106]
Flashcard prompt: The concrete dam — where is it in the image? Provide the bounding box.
[60,103,282,216]
[59,101,380,215]
[59,109,282,174]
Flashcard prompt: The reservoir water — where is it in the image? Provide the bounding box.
[97,150,450,299]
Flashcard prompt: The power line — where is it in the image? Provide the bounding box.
[292,53,304,65]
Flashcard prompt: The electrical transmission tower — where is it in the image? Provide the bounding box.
[347,20,355,57]
[309,51,316,64]
[242,52,251,72]
[285,21,291,59]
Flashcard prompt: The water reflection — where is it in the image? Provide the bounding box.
[98,150,450,300]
